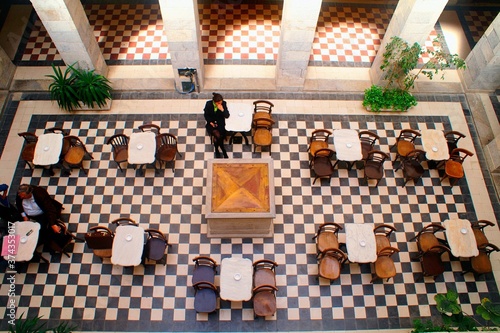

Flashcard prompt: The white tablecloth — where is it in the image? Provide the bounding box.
[345,223,377,263]
[225,103,253,132]
[33,133,63,166]
[443,219,479,257]
[2,221,40,262]
[334,129,362,161]
[220,257,253,301]
[128,132,156,164]
[421,129,449,161]
[111,225,145,266]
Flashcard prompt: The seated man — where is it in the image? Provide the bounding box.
[16,184,64,244]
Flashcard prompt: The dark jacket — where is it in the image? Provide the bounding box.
[204,100,230,134]
[16,186,62,226]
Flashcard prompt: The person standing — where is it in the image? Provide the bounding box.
[204,92,230,158]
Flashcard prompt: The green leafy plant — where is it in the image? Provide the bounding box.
[476,298,500,329]
[381,35,466,91]
[362,85,417,112]
[9,313,46,333]
[411,318,451,332]
[412,290,500,332]
[364,35,466,112]
[46,64,80,112]
[47,63,112,112]
[9,312,77,333]
[70,64,112,109]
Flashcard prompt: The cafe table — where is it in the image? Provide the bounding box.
[225,103,253,145]
[345,223,377,263]
[219,257,253,301]
[333,129,363,170]
[111,225,145,266]
[33,133,64,174]
[128,131,156,168]
[420,129,449,162]
[443,219,479,258]
[2,221,47,262]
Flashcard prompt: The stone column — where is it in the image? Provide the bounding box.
[276,0,321,91]
[0,47,15,89]
[461,14,500,91]
[159,0,204,91]
[30,0,107,75]
[370,0,448,84]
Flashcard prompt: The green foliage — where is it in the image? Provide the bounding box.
[411,319,452,332]
[365,35,466,113]
[8,312,76,333]
[47,63,112,112]
[46,64,80,112]
[413,290,500,332]
[477,298,500,327]
[381,35,466,91]
[69,64,112,109]
[363,85,417,112]
[9,313,46,333]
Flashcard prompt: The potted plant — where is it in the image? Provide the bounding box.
[412,289,500,332]
[364,35,466,112]
[47,63,112,112]
[8,312,77,333]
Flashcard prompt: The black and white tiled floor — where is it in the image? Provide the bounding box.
[1,107,497,332]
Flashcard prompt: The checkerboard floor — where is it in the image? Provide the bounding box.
[17,2,459,65]
[0,110,496,332]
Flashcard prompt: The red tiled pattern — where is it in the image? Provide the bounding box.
[199,2,281,61]
[21,3,439,64]
[311,5,438,64]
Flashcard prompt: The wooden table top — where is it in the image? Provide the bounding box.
[209,160,273,214]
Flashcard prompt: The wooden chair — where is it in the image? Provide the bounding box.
[470,220,495,247]
[111,217,137,226]
[106,134,129,172]
[394,149,426,187]
[192,256,218,285]
[252,100,274,127]
[370,246,400,283]
[310,148,336,185]
[440,148,474,187]
[139,123,161,135]
[63,136,94,174]
[444,131,466,155]
[84,226,114,261]
[143,229,170,265]
[462,243,500,277]
[193,281,219,313]
[363,150,390,187]
[252,117,274,153]
[156,133,181,171]
[409,223,447,257]
[307,129,332,161]
[316,248,347,281]
[48,219,85,258]
[358,130,379,162]
[373,224,397,254]
[418,244,451,279]
[253,259,278,288]
[252,285,278,317]
[390,129,421,165]
[18,132,38,169]
[312,222,342,254]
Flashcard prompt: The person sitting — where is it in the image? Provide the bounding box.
[16,184,64,244]
[204,92,230,158]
